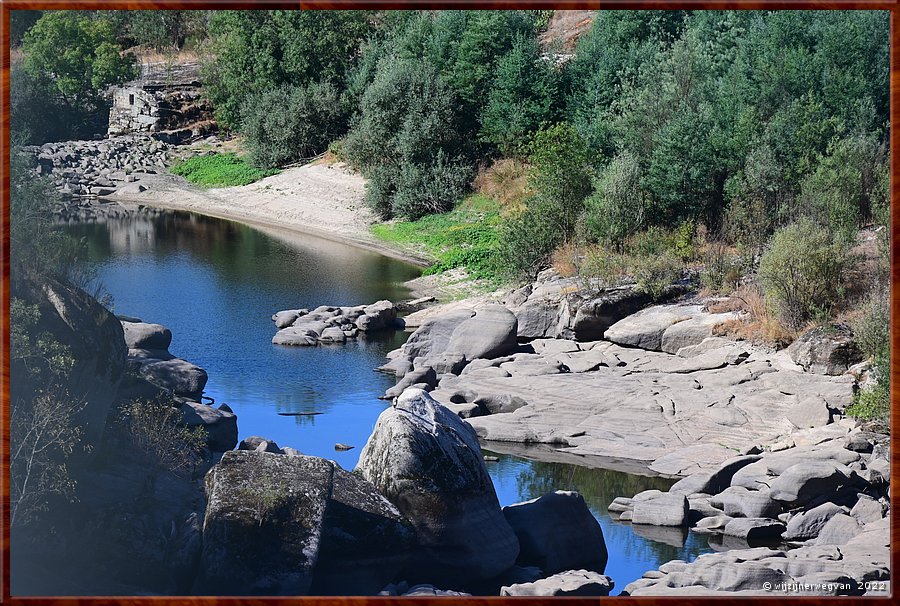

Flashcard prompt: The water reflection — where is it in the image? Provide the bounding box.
[485,450,713,591]
[67,207,712,592]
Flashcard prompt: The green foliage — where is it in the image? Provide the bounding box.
[170,153,278,187]
[498,197,567,280]
[700,244,744,294]
[796,133,887,242]
[242,81,346,169]
[371,195,502,281]
[851,287,889,360]
[115,10,210,50]
[344,58,471,219]
[204,10,372,129]
[632,252,684,299]
[845,349,890,430]
[525,123,593,241]
[117,398,207,480]
[479,34,561,154]
[584,150,648,248]
[11,10,42,46]
[757,219,852,330]
[23,11,136,108]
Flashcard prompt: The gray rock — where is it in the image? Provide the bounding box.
[787,325,863,375]
[272,310,300,329]
[503,491,607,575]
[180,401,238,451]
[238,436,282,454]
[121,321,173,350]
[312,467,416,595]
[693,515,733,533]
[272,327,319,346]
[501,570,614,596]
[723,518,786,541]
[514,298,560,339]
[139,358,209,399]
[196,451,333,595]
[784,502,845,541]
[401,309,475,361]
[473,393,530,415]
[382,367,437,400]
[786,395,832,429]
[319,327,347,343]
[849,494,884,524]
[632,493,689,527]
[709,486,782,519]
[445,305,518,360]
[769,462,852,505]
[670,455,763,496]
[355,389,519,584]
[816,513,861,546]
[402,584,470,596]
[355,300,397,332]
[413,352,466,375]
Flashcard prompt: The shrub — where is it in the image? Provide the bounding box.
[700,243,743,294]
[584,151,649,248]
[498,198,566,280]
[242,81,347,169]
[632,252,683,299]
[473,158,530,211]
[845,349,889,429]
[757,219,852,330]
[851,287,889,360]
[170,153,278,187]
[344,58,471,219]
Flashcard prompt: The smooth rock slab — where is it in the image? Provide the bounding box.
[784,502,845,541]
[723,518,786,541]
[501,570,614,596]
[632,493,689,527]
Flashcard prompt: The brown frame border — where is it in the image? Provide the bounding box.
[0,1,896,604]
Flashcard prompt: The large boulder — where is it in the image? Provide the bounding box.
[502,491,608,575]
[787,325,863,376]
[816,513,862,546]
[121,321,173,350]
[13,278,127,451]
[180,401,238,451]
[670,455,763,496]
[501,570,614,596]
[769,462,853,506]
[632,493,690,527]
[311,467,416,595]
[355,389,519,585]
[355,300,397,332]
[400,309,475,361]
[445,305,518,360]
[784,502,845,541]
[709,486,782,519]
[195,451,334,595]
[138,358,208,399]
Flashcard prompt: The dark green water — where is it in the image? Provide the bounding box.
[65,206,712,592]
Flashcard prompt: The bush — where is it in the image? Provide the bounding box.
[498,198,566,280]
[757,219,852,329]
[170,153,278,187]
[584,151,649,248]
[700,243,743,293]
[473,158,530,211]
[851,287,889,360]
[344,58,471,219]
[845,349,889,429]
[632,252,683,299]
[242,81,347,169]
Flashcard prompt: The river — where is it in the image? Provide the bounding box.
[64,205,712,593]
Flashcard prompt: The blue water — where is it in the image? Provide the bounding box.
[66,207,712,591]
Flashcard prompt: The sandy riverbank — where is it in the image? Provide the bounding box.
[104,161,434,268]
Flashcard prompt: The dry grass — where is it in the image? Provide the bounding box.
[473,158,531,213]
[711,284,795,348]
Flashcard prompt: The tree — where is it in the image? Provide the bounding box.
[204,10,371,129]
[242,81,347,168]
[480,34,562,155]
[343,58,471,219]
[23,11,136,110]
[584,150,649,248]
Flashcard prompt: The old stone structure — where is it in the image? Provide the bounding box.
[108,62,215,143]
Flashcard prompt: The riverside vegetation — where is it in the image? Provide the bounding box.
[8,8,891,597]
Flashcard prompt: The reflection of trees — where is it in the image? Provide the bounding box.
[507,456,712,581]
[63,208,420,305]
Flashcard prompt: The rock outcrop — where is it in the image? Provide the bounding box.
[501,570,615,596]
[271,302,399,346]
[787,324,863,375]
[355,389,520,586]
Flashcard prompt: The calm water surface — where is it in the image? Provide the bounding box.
[66,207,712,591]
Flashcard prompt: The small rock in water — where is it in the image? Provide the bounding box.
[484,455,500,462]
[334,443,354,451]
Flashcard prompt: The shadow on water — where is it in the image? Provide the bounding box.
[65,208,713,593]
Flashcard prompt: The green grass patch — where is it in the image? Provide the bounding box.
[371,195,505,282]
[170,153,278,187]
